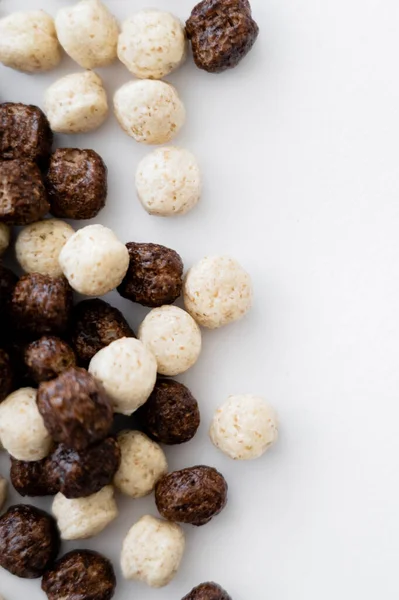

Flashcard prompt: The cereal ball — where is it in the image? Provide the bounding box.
[10,456,58,497]
[24,336,76,384]
[16,219,74,278]
[37,366,113,450]
[55,0,118,69]
[184,255,253,329]
[46,148,107,220]
[42,549,116,600]
[0,350,13,402]
[118,10,186,79]
[59,224,129,296]
[89,338,157,415]
[0,159,49,225]
[0,388,52,461]
[0,224,10,256]
[121,515,185,587]
[114,430,167,498]
[182,582,232,600]
[0,475,8,510]
[0,11,61,73]
[70,298,135,367]
[139,306,201,376]
[155,466,228,526]
[44,71,108,134]
[0,505,60,578]
[114,80,186,144]
[52,485,118,540]
[0,265,17,320]
[186,0,259,73]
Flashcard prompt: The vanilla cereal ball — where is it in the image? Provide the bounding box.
[0,475,7,511]
[0,388,52,462]
[0,10,61,73]
[121,515,185,587]
[16,219,74,278]
[210,395,278,461]
[52,485,118,540]
[59,224,129,296]
[0,224,10,257]
[55,0,119,69]
[136,147,201,217]
[118,10,186,80]
[44,71,108,134]
[114,80,185,145]
[139,306,201,376]
[114,431,167,498]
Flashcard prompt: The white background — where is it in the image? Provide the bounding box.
[1,0,399,598]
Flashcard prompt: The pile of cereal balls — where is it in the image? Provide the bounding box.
[0,1,278,599]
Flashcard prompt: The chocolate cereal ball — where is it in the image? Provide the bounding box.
[46,148,107,220]
[0,159,49,225]
[42,549,116,600]
[0,504,60,578]
[0,349,13,402]
[182,582,232,600]
[25,336,76,383]
[10,456,58,497]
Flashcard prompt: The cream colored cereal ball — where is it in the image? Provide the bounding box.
[138,306,201,376]
[55,0,119,69]
[0,10,61,73]
[16,219,74,278]
[89,338,157,415]
[52,485,118,540]
[121,515,185,587]
[114,80,185,145]
[0,224,10,256]
[114,431,167,498]
[184,255,253,329]
[0,388,52,461]
[0,476,8,511]
[118,10,186,80]
[210,395,278,460]
[136,147,201,217]
[44,71,108,134]
[59,224,129,296]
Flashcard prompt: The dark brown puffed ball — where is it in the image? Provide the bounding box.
[10,456,59,497]
[0,159,49,225]
[186,0,259,73]
[0,263,18,319]
[0,349,13,401]
[25,336,76,383]
[118,242,183,307]
[0,504,60,578]
[46,148,107,220]
[182,582,232,600]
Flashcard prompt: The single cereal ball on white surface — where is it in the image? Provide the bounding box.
[114,430,167,498]
[210,395,278,460]
[0,388,52,462]
[138,306,201,376]
[52,485,118,540]
[114,80,186,145]
[59,224,129,296]
[0,10,61,73]
[136,147,201,217]
[121,515,185,587]
[89,338,157,415]
[184,255,253,329]
[0,224,10,256]
[16,219,74,278]
[55,0,119,69]
[118,10,186,80]
[0,475,8,511]
[44,71,108,134]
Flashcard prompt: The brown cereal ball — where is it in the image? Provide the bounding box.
[25,336,76,383]
[46,148,107,220]
[42,549,116,600]
[0,349,13,401]
[0,504,60,578]
[10,456,58,497]
[0,264,18,319]
[182,583,232,600]
[155,465,228,526]
[186,0,259,73]
[0,159,49,225]
[37,366,113,450]
[118,242,183,308]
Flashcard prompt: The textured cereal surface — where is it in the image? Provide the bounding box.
[0,224,10,256]
[0,475,8,510]
[182,582,232,600]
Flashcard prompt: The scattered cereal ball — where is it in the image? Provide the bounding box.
[16,219,74,278]
[52,485,118,540]
[44,71,108,134]
[59,224,129,296]
[210,395,278,460]
[0,475,8,510]
[0,388,52,461]
[0,224,10,256]
[0,350,13,402]
[24,336,76,383]
[0,159,49,225]
[184,255,253,329]
[139,306,201,376]
[114,430,167,498]
[118,10,186,79]
[55,0,119,69]
[0,11,61,73]
[121,515,185,587]
[182,582,232,600]
[114,80,186,144]
[10,456,58,497]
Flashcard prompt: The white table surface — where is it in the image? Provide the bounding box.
[1,0,399,598]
